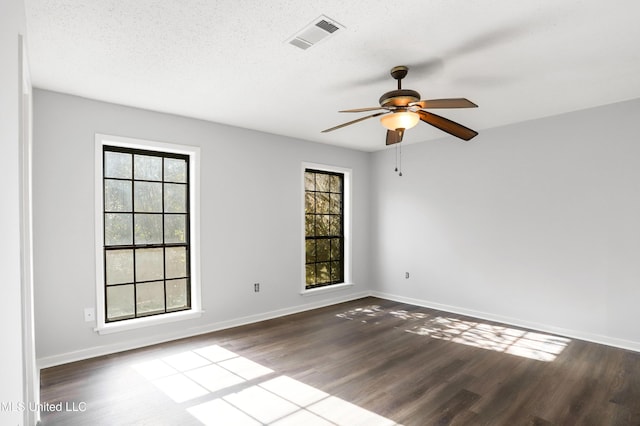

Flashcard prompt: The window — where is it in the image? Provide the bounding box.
[95,134,200,332]
[304,168,346,289]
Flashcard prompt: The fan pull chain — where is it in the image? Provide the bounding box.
[398,143,403,177]
[394,144,398,172]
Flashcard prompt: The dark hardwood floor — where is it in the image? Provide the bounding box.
[39,297,640,425]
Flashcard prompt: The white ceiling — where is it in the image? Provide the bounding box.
[24,0,640,151]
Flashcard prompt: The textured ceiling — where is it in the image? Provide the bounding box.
[24,0,640,151]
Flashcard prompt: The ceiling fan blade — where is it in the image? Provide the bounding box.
[339,106,386,113]
[322,112,387,133]
[386,129,404,145]
[414,98,478,109]
[418,110,478,141]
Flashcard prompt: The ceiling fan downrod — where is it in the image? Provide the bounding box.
[390,65,408,90]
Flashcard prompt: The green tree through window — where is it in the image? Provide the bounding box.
[103,146,191,322]
[305,169,344,289]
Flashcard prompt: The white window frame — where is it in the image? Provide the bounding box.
[301,162,353,295]
[94,134,202,334]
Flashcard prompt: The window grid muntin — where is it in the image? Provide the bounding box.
[103,146,191,322]
[305,169,344,289]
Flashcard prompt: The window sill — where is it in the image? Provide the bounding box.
[300,282,354,296]
[94,309,203,335]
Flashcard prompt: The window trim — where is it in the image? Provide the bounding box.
[301,162,352,295]
[94,134,202,334]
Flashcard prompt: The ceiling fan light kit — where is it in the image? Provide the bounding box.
[322,65,479,146]
[380,111,420,131]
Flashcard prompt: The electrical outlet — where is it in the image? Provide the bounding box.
[84,307,95,322]
[405,272,410,279]
[254,283,260,292]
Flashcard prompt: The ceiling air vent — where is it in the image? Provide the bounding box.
[316,19,339,34]
[287,15,344,50]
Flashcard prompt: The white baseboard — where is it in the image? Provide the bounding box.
[37,291,369,369]
[370,291,640,353]
[38,289,639,369]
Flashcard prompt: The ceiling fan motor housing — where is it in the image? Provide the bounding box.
[379,89,421,108]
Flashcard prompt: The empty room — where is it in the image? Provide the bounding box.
[2,0,640,425]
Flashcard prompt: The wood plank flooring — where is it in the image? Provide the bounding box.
[39,297,640,425]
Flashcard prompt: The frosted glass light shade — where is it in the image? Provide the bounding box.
[380,111,420,130]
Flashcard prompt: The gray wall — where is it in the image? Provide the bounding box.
[33,89,372,365]
[371,98,640,350]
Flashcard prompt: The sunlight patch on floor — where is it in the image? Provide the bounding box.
[188,399,260,426]
[132,347,272,404]
[218,356,274,380]
[337,305,570,362]
[132,345,402,425]
[307,396,397,426]
[184,364,245,393]
[152,373,210,403]
[407,316,570,362]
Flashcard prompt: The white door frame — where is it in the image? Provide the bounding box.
[19,34,39,426]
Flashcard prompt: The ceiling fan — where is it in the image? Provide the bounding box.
[322,65,479,145]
